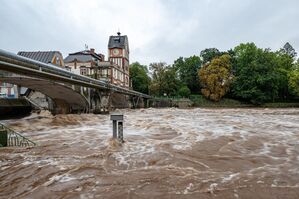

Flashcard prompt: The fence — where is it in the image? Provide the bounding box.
[0,123,36,147]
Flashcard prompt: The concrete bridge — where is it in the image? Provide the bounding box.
[0,49,151,114]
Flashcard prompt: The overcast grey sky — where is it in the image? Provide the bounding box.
[0,0,298,65]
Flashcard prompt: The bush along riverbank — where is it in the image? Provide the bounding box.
[150,95,299,109]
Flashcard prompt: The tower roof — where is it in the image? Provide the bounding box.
[108,33,129,51]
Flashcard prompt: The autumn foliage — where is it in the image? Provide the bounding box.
[199,54,233,101]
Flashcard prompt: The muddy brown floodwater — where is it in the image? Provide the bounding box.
[1,108,299,199]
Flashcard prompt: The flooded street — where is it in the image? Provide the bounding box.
[1,108,299,199]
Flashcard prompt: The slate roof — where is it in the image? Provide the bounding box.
[97,61,111,67]
[64,54,94,63]
[108,34,129,51]
[17,51,61,64]
[64,50,103,63]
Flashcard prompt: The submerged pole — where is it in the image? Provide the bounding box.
[110,114,124,142]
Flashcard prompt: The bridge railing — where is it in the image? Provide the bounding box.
[0,49,151,98]
[0,123,36,147]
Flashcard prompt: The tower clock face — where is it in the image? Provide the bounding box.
[112,49,119,56]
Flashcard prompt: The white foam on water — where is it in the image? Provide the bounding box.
[80,193,94,199]
[44,174,76,186]
[172,143,192,150]
[21,161,33,166]
[183,183,194,194]
[0,166,10,171]
[208,183,218,194]
[195,134,205,142]
[222,173,240,183]
[59,175,77,183]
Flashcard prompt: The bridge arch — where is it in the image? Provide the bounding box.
[0,76,89,114]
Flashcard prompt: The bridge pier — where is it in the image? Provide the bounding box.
[130,96,145,109]
[13,85,21,98]
[89,89,112,114]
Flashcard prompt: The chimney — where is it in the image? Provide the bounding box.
[90,48,95,53]
[98,54,105,61]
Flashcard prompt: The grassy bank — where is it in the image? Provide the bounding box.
[261,102,299,108]
[189,95,299,108]
[189,95,252,108]
[151,95,299,108]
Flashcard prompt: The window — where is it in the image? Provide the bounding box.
[113,69,116,78]
[80,66,87,76]
[65,66,71,71]
[102,69,107,77]
[56,56,60,65]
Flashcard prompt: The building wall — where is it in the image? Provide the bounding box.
[64,39,130,89]
[109,48,130,88]
[65,62,92,76]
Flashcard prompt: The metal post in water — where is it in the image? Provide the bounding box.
[110,114,124,142]
[112,120,117,138]
[118,121,124,143]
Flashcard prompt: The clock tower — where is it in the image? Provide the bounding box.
[108,32,130,87]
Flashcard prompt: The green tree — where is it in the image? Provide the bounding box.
[160,67,181,96]
[129,62,151,94]
[148,62,166,96]
[200,48,223,65]
[173,55,202,93]
[178,86,191,98]
[149,62,181,96]
[199,54,233,101]
[288,62,299,97]
[274,48,296,100]
[231,43,280,104]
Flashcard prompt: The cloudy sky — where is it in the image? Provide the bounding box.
[0,0,298,65]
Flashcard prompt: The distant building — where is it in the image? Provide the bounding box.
[107,32,130,88]
[64,48,105,76]
[17,51,65,68]
[64,32,130,88]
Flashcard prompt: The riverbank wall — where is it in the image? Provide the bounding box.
[0,99,32,119]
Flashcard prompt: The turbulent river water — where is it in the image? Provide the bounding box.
[1,108,299,199]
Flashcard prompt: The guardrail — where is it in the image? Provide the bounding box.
[0,49,152,99]
[0,123,36,147]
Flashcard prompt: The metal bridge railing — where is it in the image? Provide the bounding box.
[0,123,36,147]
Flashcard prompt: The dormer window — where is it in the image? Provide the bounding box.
[56,57,60,65]
[113,37,120,42]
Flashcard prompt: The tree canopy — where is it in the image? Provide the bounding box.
[149,62,181,96]
[173,55,202,93]
[199,54,233,101]
[129,62,151,94]
[288,62,299,97]
[200,48,223,65]
[231,43,280,104]
[129,41,298,104]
